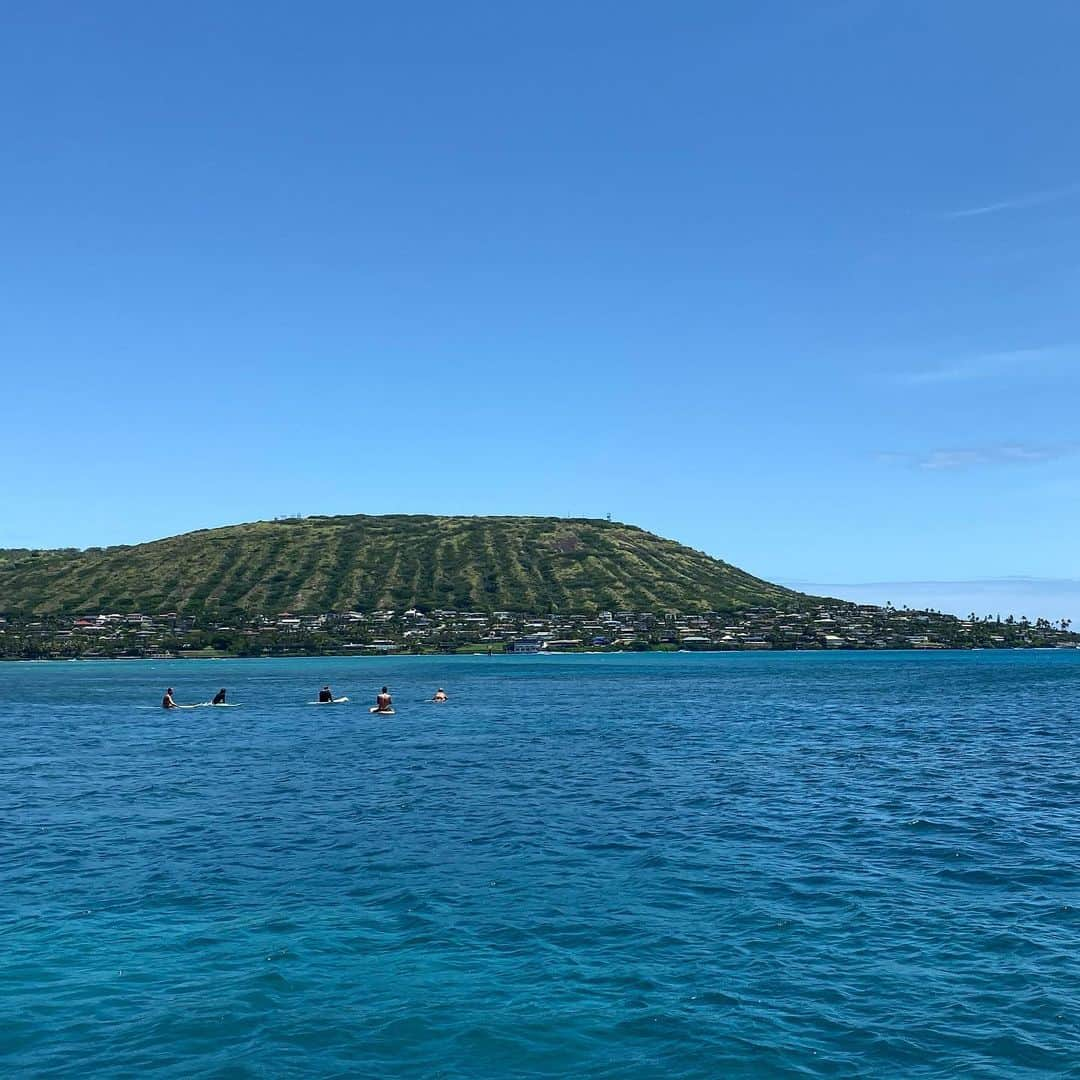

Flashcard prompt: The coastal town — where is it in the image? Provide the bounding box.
[1,602,1075,660]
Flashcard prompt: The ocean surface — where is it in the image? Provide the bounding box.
[2,651,1079,1078]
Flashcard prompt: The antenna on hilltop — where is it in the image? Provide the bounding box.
[606,512,611,522]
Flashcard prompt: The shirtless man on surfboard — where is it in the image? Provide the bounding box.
[372,686,393,714]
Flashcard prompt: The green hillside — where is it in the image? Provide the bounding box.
[0,515,816,616]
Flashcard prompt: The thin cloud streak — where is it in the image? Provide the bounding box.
[878,442,1077,471]
[945,183,1080,219]
[894,345,1078,386]
[918,443,1074,470]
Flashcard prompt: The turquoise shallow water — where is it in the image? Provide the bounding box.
[2,651,1079,1077]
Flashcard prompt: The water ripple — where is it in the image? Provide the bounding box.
[1,651,1079,1076]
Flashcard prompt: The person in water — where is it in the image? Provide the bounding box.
[433,688,448,702]
[162,688,178,709]
[318,686,334,703]
[375,686,392,712]
[212,688,227,705]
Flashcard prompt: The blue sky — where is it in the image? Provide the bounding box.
[3,1,1078,620]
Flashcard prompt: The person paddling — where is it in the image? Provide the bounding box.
[374,686,393,713]
[318,686,334,703]
[212,688,227,705]
[433,688,448,702]
[162,688,178,709]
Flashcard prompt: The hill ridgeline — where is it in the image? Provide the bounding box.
[0,515,817,617]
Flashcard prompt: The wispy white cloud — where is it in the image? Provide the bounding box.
[945,183,1080,219]
[917,444,1074,470]
[878,442,1077,471]
[895,344,1078,386]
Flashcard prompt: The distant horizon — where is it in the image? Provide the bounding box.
[783,577,1080,628]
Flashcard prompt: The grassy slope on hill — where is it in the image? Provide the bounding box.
[0,515,815,616]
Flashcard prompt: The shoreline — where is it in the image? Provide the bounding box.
[3,645,1078,665]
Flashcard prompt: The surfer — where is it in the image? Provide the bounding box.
[318,686,334,703]
[375,686,393,713]
[433,688,448,702]
[162,688,178,709]
[212,688,227,705]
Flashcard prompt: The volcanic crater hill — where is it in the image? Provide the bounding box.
[0,514,819,617]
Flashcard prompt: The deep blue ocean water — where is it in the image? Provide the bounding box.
[2,651,1079,1078]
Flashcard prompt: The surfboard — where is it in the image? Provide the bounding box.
[167,701,240,709]
[308,697,349,704]
[369,707,395,715]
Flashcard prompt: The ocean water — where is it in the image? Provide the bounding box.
[2,651,1079,1078]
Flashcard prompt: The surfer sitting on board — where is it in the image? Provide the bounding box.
[318,686,334,703]
[433,688,448,702]
[212,688,227,705]
[162,688,178,709]
[375,686,392,713]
